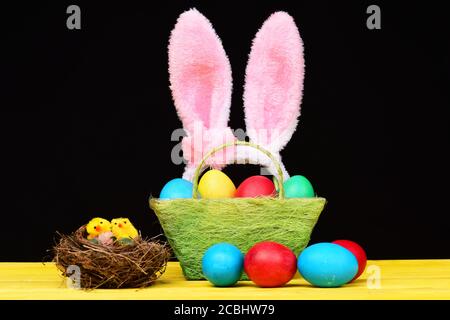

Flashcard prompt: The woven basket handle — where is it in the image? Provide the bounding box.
[192,141,285,199]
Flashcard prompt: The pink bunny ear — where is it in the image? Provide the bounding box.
[243,12,304,152]
[169,9,236,180]
[169,8,232,133]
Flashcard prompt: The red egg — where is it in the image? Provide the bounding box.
[332,240,367,281]
[244,241,297,287]
[235,176,276,198]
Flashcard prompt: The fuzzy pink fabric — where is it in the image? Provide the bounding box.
[169,8,232,132]
[243,12,304,153]
[168,9,235,173]
[181,126,236,171]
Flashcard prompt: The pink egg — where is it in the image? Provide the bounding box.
[98,231,114,246]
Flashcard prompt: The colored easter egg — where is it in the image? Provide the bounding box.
[160,178,193,200]
[97,231,114,246]
[88,238,99,245]
[202,243,244,287]
[235,176,276,198]
[283,175,315,198]
[298,243,358,287]
[332,240,367,281]
[117,237,134,246]
[198,170,236,199]
[244,241,297,287]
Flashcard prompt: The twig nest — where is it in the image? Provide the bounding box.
[53,226,171,289]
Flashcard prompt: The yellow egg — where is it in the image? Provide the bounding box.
[198,169,236,199]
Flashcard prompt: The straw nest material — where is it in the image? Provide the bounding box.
[150,197,326,280]
[53,226,171,289]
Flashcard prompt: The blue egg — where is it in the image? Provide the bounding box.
[159,178,193,200]
[202,243,244,287]
[298,243,358,287]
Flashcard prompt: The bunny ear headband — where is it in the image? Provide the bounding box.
[169,9,304,181]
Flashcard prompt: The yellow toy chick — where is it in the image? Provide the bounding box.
[86,217,111,240]
[111,218,139,240]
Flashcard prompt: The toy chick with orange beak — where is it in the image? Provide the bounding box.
[111,218,139,240]
[86,217,111,240]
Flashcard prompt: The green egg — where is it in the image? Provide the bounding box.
[118,238,134,246]
[283,175,315,198]
[89,238,99,245]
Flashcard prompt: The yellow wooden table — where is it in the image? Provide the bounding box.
[0,260,449,300]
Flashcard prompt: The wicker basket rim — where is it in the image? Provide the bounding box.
[150,196,326,204]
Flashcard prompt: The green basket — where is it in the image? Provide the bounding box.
[150,141,326,280]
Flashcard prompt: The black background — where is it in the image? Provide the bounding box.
[1,1,448,261]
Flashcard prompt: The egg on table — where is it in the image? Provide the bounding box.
[332,239,367,281]
[202,243,244,287]
[298,242,358,287]
[244,241,297,287]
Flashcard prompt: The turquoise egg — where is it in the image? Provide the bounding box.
[202,243,244,287]
[159,178,193,200]
[283,175,315,198]
[298,243,358,287]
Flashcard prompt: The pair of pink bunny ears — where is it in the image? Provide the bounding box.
[169,9,304,181]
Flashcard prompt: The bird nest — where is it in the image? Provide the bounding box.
[53,226,171,289]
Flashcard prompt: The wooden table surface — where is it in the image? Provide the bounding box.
[0,260,449,300]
